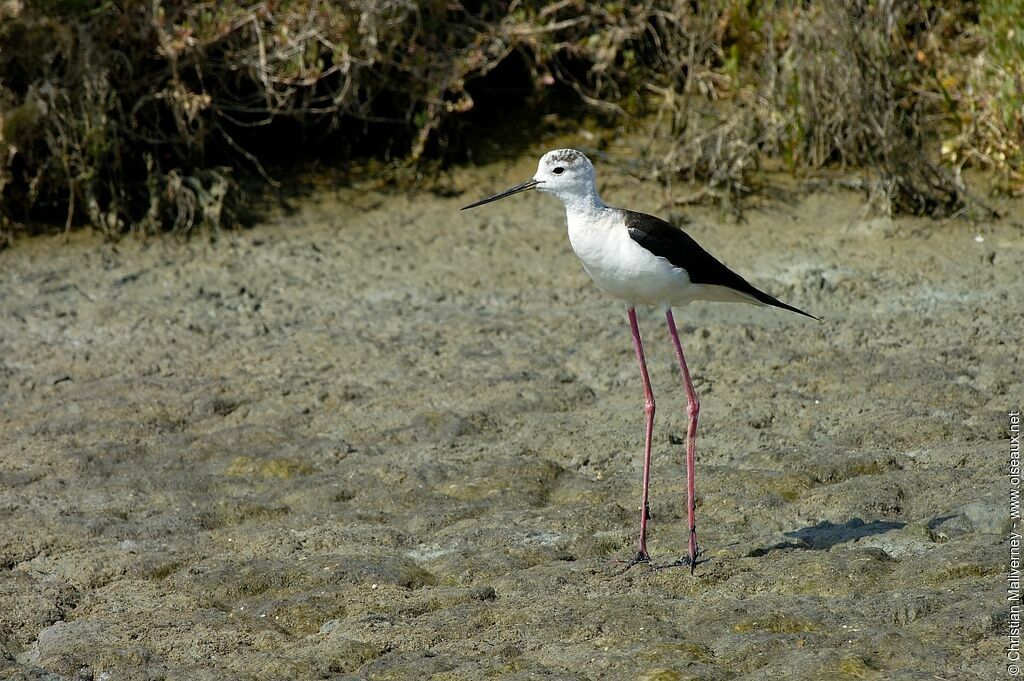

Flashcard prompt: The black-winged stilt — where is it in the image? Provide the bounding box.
[462,149,817,572]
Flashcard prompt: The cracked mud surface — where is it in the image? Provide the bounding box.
[1,152,1021,680]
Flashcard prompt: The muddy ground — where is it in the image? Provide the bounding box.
[1,146,1021,680]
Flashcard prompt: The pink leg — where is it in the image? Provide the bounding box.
[665,308,700,572]
[627,307,655,563]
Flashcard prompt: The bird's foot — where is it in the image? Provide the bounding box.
[688,527,699,574]
[630,549,652,566]
[616,548,709,575]
[652,548,708,574]
[612,549,652,575]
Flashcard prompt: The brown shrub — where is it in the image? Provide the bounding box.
[647,1,1006,217]
[0,0,665,236]
[0,0,1020,240]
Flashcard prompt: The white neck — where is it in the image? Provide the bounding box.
[559,186,607,220]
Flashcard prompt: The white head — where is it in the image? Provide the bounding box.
[532,149,598,202]
[461,148,601,212]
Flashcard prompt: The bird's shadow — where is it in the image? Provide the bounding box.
[748,517,906,556]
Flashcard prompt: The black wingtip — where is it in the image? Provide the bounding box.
[791,307,821,321]
[745,286,818,320]
[764,295,819,321]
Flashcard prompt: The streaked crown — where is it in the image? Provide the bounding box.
[534,148,597,201]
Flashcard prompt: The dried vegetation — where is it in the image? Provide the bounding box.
[0,0,1021,243]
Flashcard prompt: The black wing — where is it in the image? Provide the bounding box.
[624,210,818,320]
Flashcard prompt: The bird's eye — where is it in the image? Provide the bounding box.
[552,167,565,175]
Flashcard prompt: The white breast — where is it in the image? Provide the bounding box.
[566,206,695,306]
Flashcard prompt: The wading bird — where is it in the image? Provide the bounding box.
[462,149,816,572]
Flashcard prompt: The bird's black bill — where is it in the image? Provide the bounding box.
[460,179,540,210]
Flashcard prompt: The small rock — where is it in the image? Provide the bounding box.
[959,501,1008,534]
